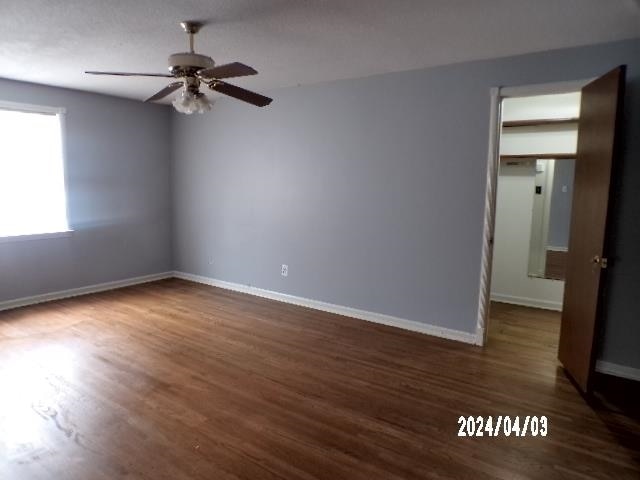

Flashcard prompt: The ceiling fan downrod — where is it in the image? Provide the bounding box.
[180,21,202,53]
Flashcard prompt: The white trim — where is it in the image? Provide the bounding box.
[0,272,173,312]
[476,325,486,344]
[174,271,480,345]
[0,230,73,244]
[596,361,640,382]
[500,78,592,98]
[0,99,66,115]
[59,110,72,233]
[546,246,568,252]
[490,293,562,311]
[476,87,502,347]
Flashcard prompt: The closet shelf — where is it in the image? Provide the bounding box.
[502,117,579,128]
[500,153,576,161]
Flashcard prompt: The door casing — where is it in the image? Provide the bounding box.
[476,78,593,346]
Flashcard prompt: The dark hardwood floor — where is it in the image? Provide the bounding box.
[0,280,638,479]
[487,301,561,357]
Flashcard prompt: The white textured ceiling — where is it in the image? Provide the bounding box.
[1,0,640,103]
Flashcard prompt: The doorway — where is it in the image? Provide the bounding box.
[476,67,626,392]
[488,91,580,358]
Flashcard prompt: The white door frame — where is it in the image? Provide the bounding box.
[474,78,592,347]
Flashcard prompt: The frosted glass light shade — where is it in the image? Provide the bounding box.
[172,90,212,114]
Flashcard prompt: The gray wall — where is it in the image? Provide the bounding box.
[548,160,575,249]
[172,38,640,369]
[0,79,172,301]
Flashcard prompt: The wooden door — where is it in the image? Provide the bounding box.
[558,66,626,393]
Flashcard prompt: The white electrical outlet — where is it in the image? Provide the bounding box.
[209,258,215,265]
[281,264,288,277]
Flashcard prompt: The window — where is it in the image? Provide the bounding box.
[0,104,69,238]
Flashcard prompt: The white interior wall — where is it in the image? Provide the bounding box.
[500,92,581,155]
[501,92,581,121]
[491,161,565,310]
[500,127,578,155]
[490,92,582,311]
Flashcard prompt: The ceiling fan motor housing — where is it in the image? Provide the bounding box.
[168,53,215,76]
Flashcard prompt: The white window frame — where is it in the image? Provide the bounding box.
[0,100,73,243]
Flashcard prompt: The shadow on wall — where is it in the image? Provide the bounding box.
[598,75,640,365]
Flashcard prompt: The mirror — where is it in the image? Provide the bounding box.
[527,159,575,280]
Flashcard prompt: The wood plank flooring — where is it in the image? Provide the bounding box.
[0,279,638,479]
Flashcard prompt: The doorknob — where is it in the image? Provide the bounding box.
[592,255,608,269]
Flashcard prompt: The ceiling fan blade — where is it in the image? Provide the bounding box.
[145,82,184,102]
[198,62,258,80]
[85,71,173,78]
[209,81,272,107]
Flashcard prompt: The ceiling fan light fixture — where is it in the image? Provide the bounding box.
[85,21,272,108]
[172,89,212,114]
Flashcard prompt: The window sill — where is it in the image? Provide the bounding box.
[0,230,74,244]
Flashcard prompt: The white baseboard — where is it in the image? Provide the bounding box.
[475,326,486,347]
[6,270,637,377]
[595,361,640,382]
[174,271,480,345]
[490,293,562,311]
[0,272,173,312]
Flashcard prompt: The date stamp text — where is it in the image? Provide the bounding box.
[457,416,548,437]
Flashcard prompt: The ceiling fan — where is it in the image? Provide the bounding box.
[85,21,272,114]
